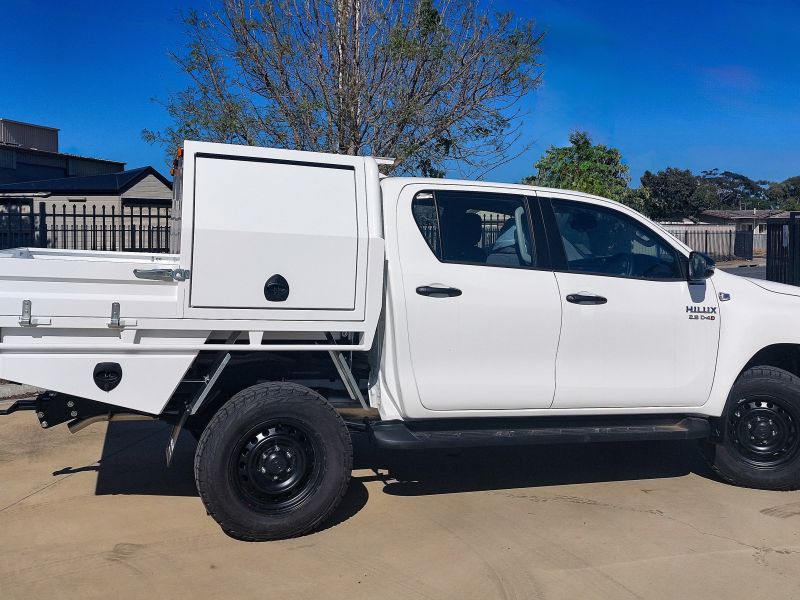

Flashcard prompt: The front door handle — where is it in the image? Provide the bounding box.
[566,293,607,305]
[416,285,462,298]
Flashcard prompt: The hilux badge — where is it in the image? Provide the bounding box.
[686,306,717,314]
[687,305,717,320]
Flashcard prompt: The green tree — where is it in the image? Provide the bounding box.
[639,167,718,219]
[699,169,769,210]
[619,186,650,215]
[767,176,800,210]
[522,131,631,201]
[143,0,545,177]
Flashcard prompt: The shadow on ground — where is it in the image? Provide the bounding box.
[368,437,718,497]
[53,420,718,531]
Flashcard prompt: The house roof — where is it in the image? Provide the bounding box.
[0,142,126,166]
[767,211,800,220]
[700,209,784,220]
[0,166,172,195]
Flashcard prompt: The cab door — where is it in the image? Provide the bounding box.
[539,193,721,409]
[396,187,562,411]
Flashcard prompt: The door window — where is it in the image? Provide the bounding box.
[412,191,537,268]
[552,200,682,279]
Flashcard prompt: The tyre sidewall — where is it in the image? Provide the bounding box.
[714,368,800,490]
[196,384,351,540]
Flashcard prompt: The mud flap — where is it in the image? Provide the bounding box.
[166,352,231,466]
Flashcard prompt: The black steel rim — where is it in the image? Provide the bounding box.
[728,396,799,466]
[231,419,322,514]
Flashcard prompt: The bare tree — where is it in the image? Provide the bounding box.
[144,0,544,177]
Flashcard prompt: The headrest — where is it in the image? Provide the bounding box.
[461,212,482,245]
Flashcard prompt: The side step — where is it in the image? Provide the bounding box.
[0,396,39,416]
[370,415,710,450]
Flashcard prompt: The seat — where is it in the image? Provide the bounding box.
[486,218,521,267]
[442,211,486,263]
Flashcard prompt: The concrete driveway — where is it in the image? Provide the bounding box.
[1,413,799,600]
[720,264,767,280]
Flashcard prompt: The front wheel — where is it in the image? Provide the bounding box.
[704,366,800,490]
[194,382,352,540]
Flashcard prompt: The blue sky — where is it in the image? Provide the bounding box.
[2,0,798,184]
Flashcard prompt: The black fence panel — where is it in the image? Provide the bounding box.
[767,213,800,285]
[417,214,508,256]
[0,201,36,249]
[734,230,754,260]
[0,202,171,253]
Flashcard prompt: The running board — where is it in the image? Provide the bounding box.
[370,416,710,450]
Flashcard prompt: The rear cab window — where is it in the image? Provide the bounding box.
[411,190,539,268]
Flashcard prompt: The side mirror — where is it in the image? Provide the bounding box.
[688,251,715,284]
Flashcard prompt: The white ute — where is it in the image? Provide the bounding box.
[2,141,800,540]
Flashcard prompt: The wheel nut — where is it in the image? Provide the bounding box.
[259,467,266,474]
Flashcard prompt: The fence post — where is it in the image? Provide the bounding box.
[111,205,117,251]
[787,211,800,285]
[37,202,47,248]
[27,202,35,247]
[728,230,732,260]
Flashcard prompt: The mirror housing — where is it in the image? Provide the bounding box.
[688,251,715,284]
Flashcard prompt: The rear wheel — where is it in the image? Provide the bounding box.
[705,366,800,490]
[194,382,352,540]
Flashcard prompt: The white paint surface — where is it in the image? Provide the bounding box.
[190,156,359,310]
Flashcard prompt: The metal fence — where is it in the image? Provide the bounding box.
[663,229,763,261]
[417,214,507,255]
[766,213,800,285]
[418,216,762,263]
[0,201,170,252]
[0,201,765,266]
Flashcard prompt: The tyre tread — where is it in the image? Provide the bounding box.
[194,382,352,541]
[705,366,800,491]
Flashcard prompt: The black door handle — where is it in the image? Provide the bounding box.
[566,293,607,305]
[416,285,462,297]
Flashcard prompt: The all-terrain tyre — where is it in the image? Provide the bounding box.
[194,382,352,541]
[705,366,800,490]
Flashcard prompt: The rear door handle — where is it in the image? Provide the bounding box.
[416,285,462,298]
[566,293,607,305]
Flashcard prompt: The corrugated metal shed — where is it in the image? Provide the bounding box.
[0,147,15,170]
[20,152,65,168]
[68,158,122,177]
[0,119,59,152]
